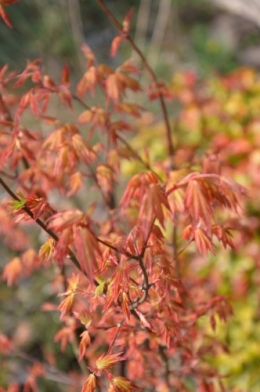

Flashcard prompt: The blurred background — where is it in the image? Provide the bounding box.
[2,0,260,79]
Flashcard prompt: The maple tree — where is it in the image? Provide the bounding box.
[0,1,257,392]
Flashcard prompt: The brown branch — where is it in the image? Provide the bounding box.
[129,232,149,310]
[116,133,163,180]
[107,319,124,354]
[97,0,175,170]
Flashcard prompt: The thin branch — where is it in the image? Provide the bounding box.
[71,93,90,110]
[130,232,149,310]
[107,319,124,354]
[116,133,163,180]
[97,0,175,170]
[0,171,17,180]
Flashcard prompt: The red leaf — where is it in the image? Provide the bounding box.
[135,310,154,331]
[0,333,13,354]
[185,179,212,229]
[96,352,124,371]
[73,226,100,284]
[110,35,125,57]
[61,64,70,85]
[81,374,97,392]
[194,228,215,256]
[0,5,12,28]
[47,210,84,232]
[122,7,134,34]
[110,376,142,391]
[121,291,131,321]
[79,331,91,361]
[2,257,22,286]
[106,73,120,103]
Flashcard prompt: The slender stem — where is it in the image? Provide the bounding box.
[130,232,149,310]
[0,171,17,179]
[173,218,179,277]
[107,319,124,354]
[116,133,162,179]
[71,93,90,110]
[97,0,175,170]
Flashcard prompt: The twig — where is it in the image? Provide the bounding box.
[116,133,163,179]
[129,232,149,310]
[107,319,124,354]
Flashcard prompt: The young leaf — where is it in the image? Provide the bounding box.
[10,192,26,210]
[82,374,97,392]
[96,352,124,371]
[110,376,142,391]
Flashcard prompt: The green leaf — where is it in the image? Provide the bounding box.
[10,192,26,210]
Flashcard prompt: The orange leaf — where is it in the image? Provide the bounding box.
[77,66,98,97]
[0,333,13,354]
[122,7,134,34]
[81,374,97,392]
[73,226,100,284]
[212,224,234,249]
[121,292,131,321]
[79,331,91,361]
[81,43,96,67]
[67,172,83,196]
[61,63,70,85]
[96,164,115,193]
[185,179,212,229]
[194,228,215,256]
[110,35,125,57]
[106,73,120,103]
[54,326,75,352]
[96,352,124,371]
[110,376,142,391]
[2,257,22,286]
[47,210,84,232]
[78,109,94,124]
[135,310,154,331]
[58,293,75,319]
